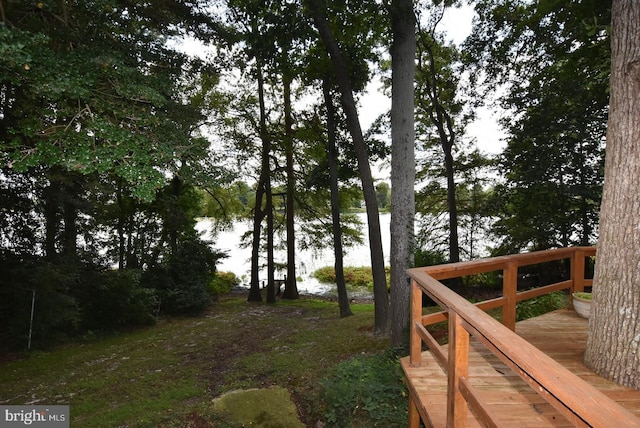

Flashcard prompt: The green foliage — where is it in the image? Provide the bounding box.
[414,249,447,267]
[208,271,239,296]
[0,258,83,350]
[319,350,408,427]
[516,292,568,322]
[464,271,501,289]
[24,262,83,348]
[143,237,220,316]
[574,292,592,300]
[80,269,158,331]
[313,266,390,290]
[0,254,162,351]
[465,1,609,252]
[375,181,390,210]
[1,1,220,201]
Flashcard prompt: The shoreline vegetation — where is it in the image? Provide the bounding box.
[312,265,391,290]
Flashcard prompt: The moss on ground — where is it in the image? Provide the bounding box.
[212,387,304,427]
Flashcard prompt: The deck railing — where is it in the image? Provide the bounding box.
[405,246,640,427]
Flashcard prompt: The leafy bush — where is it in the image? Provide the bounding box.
[81,269,158,330]
[319,350,408,427]
[414,249,447,267]
[0,257,83,350]
[143,237,220,315]
[516,291,568,321]
[208,271,238,296]
[313,266,391,290]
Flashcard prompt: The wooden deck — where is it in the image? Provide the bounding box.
[401,309,640,427]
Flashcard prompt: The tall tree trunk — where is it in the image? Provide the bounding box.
[248,58,272,303]
[265,162,276,304]
[168,176,182,256]
[323,78,353,318]
[61,177,79,260]
[282,72,299,299]
[443,146,460,263]
[248,175,265,302]
[307,0,389,333]
[420,38,460,264]
[116,184,126,270]
[584,0,640,390]
[389,0,416,347]
[43,170,60,261]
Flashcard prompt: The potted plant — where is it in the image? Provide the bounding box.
[572,292,592,318]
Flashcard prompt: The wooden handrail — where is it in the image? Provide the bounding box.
[406,246,640,427]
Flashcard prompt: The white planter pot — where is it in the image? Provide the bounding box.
[572,293,591,318]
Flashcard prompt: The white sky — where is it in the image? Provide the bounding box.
[359,4,506,156]
[175,4,506,156]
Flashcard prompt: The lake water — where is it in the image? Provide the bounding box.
[195,213,390,296]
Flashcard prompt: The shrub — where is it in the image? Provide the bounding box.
[81,269,158,330]
[319,350,408,427]
[143,237,220,315]
[516,291,568,321]
[313,266,391,290]
[414,249,447,267]
[208,271,238,296]
[0,257,83,350]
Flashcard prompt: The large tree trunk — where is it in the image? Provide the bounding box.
[248,174,265,302]
[248,59,271,303]
[307,0,389,333]
[43,168,61,260]
[116,184,126,270]
[584,0,640,390]
[167,176,182,256]
[282,72,299,300]
[389,0,416,347]
[265,162,276,304]
[61,177,79,260]
[323,78,353,318]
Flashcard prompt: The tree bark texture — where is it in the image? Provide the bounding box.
[323,78,353,318]
[283,72,299,299]
[307,0,389,333]
[584,0,640,389]
[248,59,271,303]
[389,0,416,347]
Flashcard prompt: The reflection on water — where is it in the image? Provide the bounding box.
[195,213,390,296]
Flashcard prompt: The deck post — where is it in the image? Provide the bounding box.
[569,249,586,310]
[571,249,586,293]
[447,311,469,428]
[410,279,422,365]
[408,394,421,428]
[502,262,518,330]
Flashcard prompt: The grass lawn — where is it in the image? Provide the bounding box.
[0,294,394,427]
